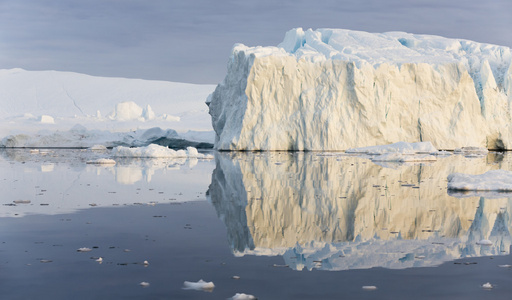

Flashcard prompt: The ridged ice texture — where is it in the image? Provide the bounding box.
[208,28,512,150]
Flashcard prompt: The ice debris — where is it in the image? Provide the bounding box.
[448,170,512,192]
[183,279,215,291]
[362,286,378,290]
[482,282,493,289]
[112,144,213,159]
[476,239,493,246]
[230,293,257,300]
[86,158,116,165]
[77,247,92,252]
[139,282,150,287]
[347,142,438,155]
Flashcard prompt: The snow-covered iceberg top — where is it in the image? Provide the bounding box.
[112,144,213,159]
[448,170,512,192]
[209,28,512,151]
[246,28,510,67]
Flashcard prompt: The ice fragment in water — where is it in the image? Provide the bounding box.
[139,282,150,287]
[230,293,257,300]
[476,239,493,246]
[77,247,92,252]
[482,282,493,289]
[362,286,377,290]
[183,279,215,291]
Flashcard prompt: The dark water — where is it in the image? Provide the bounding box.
[0,149,511,299]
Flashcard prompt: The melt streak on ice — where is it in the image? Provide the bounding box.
[208,28,512,150]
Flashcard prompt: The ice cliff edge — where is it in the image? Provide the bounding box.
[208,28,512,150]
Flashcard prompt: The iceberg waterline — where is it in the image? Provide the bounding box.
[208,28,512,151]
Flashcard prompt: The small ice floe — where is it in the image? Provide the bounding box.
[112,144,213,159]
[13,200,31,204]
[143,260,149,266]
[371,153,436,163]
[476,239,493,246]
[86,158,116,165]
[447,170,512,193]
[89,144,107,151]
[40,259,53,263]
[482,282,493,289]
[139,282,150,287]
[230,293,257,300]
[95,257,103,263]
[362,286,378,290]
[346,141,437,155]
[232,275,241,280]
[498,264,512,268]
[454,146,488,157]
[183,279,215,292]
[77,247,92,252]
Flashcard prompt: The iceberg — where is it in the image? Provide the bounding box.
[208,28,512,150]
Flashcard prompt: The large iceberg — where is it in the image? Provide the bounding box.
[208,28,512,150]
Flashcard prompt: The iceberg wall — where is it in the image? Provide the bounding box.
[208,28,512,150]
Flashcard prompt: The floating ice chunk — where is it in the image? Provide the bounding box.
[13,200,31,204]
[498,264,512,268]
[362,286,378,290]
[447,170,512,192]
[230,293,257,300]
[139,282,150,287]
[112,144,213,159]
[476,239,493,246]
[89,145,107,151]
[183,279,215,291]
[482,282,493,289]
[454,147,488,156]
[96,257,103,263]
[143,260,149,266]
[371,153,437,162]
[40,115,55,124]
[346,142,438,155]
[86,158,116,165]
[77,247,92,252]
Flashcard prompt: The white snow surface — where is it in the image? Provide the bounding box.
[0,68,215,147]
[448,170,512,192]
[209,28,512,150]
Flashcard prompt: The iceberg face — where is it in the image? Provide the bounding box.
[208,28,512,150]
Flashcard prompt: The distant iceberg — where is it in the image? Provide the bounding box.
[208,28,512,150]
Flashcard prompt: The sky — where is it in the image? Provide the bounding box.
[0,0,511,84]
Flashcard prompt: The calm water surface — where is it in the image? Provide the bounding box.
[0,149,511,299]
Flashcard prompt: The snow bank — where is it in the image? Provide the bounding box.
[448,170,512,192]
[0,68,215,147]
[209,28,512,150]
[112,144,213,159]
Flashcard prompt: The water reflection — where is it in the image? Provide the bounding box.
[0,149,214,217]
[208,151,512,270]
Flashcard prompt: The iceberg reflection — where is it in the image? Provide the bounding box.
[208,152,512,270]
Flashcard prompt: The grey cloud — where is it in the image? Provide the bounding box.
[0,0,510,84]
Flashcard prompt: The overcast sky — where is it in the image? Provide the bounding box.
[0,0,511,84]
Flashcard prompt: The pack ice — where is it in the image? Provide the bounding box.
[208,28,512,150]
